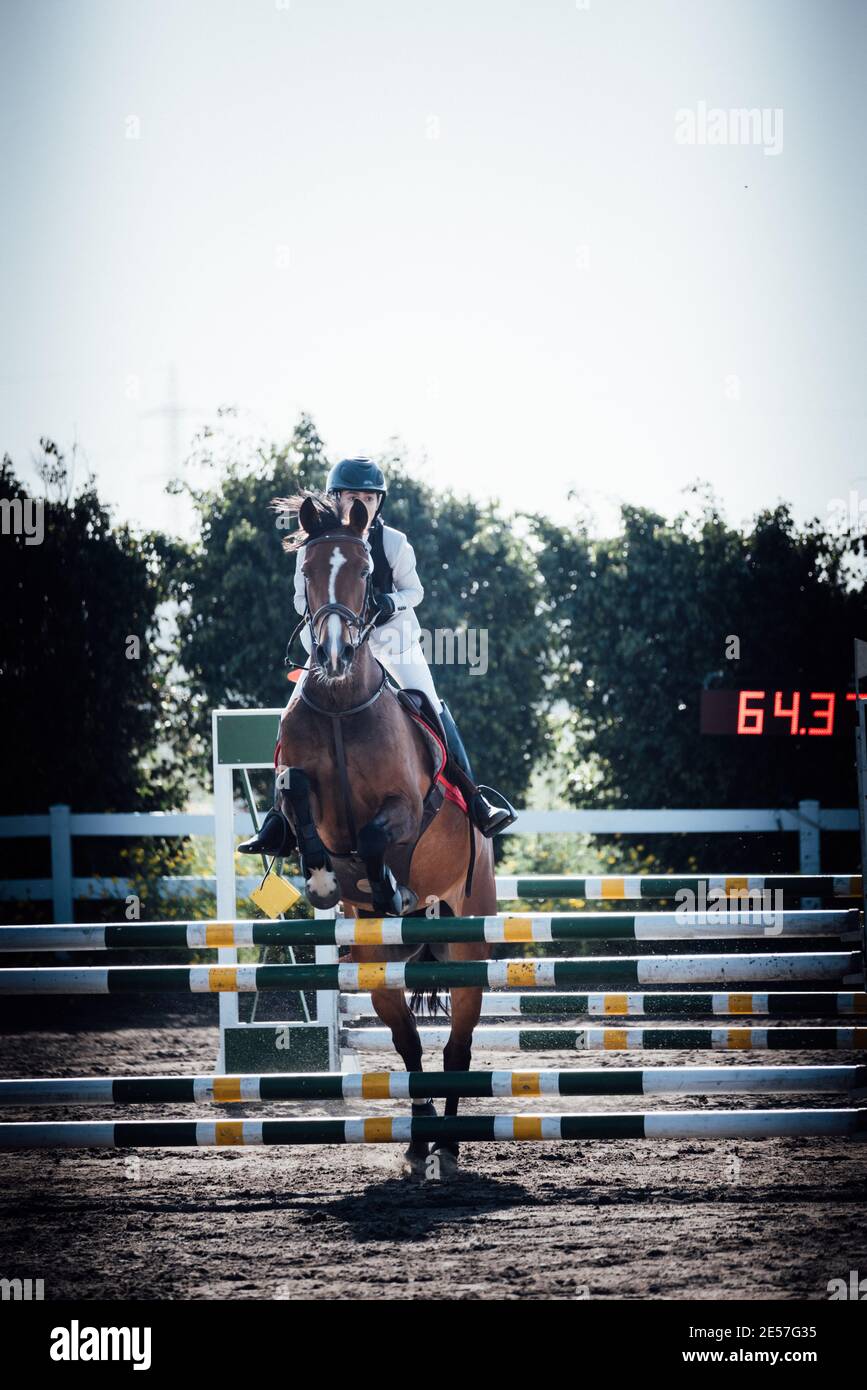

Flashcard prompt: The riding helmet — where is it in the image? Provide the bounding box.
[326,457,387,500]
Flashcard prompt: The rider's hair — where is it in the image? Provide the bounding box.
[270,490,342,553]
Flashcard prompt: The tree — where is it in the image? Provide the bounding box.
[533,492,865,869]
[0,444,188,814]
[168,412,330,735]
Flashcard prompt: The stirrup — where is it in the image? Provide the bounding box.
[471,786,518,838]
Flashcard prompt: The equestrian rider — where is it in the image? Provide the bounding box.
[239,457,515,856]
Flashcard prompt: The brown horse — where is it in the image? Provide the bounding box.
[274,495,496,1176]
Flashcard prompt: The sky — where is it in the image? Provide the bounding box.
[2,0,865,539]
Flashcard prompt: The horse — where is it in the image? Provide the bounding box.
[274,494,497,1176]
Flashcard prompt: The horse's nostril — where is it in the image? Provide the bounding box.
[341,643,355,667]
[315,643,328,666]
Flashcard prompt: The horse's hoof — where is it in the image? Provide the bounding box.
[431,1147,459,1179]
[398,886,419,914]
[306,866,340,908]
[371,879,403,917]
[372,892,403,916]
[367,865,412,918]
[403,1145,430,1180]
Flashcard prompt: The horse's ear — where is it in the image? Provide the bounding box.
[347,499,369,535]
[299,497,322,537]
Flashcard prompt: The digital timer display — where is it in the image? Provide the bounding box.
[700,690,867,738]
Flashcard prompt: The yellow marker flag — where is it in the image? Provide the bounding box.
[250,873,303,919]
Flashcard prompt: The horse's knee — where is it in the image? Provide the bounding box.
[277,769,318,847]
[277,766,311,812]
[372,995,424,1070]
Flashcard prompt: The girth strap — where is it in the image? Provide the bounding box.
[465,809,476,898]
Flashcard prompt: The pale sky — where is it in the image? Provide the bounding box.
[2,0,865,538]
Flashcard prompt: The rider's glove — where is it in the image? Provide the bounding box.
[372,591,397,626]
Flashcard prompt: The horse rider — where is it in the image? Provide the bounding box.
[239,457,516,856]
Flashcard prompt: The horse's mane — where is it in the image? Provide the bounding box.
[270,490,342,553]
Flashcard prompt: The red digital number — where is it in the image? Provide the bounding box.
[808,692,835,736]
[772,690,801,735]
[737,691,765,735]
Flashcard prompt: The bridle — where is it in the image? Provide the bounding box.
[284,528,381,676]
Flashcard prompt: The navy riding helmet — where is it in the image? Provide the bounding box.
[326,457,387,516]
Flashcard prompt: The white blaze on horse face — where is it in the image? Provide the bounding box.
[327,547,347,669]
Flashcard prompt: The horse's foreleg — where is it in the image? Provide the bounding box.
[365,983,432,1179]
[427,834,496,1173]
[357,795,419,916]
[276,767,340,909]
[434,982,484,1176]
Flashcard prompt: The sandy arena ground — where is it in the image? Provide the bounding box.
[1,997,864,1302]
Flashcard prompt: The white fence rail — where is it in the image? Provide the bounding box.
[0,800,858,921]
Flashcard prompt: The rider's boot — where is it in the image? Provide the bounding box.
[438,702,517,838]
[239,674,306,855]
[237,802,297,857]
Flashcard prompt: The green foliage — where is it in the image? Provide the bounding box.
[0,445,187,814]
[534,491,865,812]
[374,446,549,796]
[171,415,550,804]
[168,411,328,730]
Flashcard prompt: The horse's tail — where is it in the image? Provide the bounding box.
[408,944,450,1020]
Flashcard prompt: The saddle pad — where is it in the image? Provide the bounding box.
[405,708,468,815]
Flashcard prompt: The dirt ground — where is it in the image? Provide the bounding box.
[1,1004,865,1302]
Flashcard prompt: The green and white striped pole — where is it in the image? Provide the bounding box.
[495,874,862,901]
[1,1109,864,1148]
[343,1025,867,1051]
[1,910,858,952]
[342,989,867,1018]
[1,1065,863,1106]
[1,953,861,993]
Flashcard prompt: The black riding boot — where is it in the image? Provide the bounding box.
[438,702,517,838]
[237,805,296,857]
